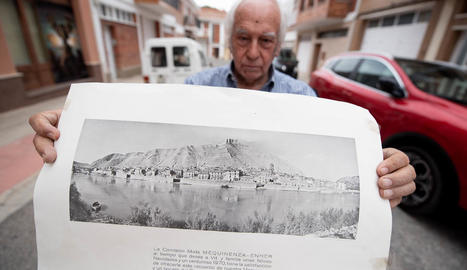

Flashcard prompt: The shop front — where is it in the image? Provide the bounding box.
[0,0,102,112]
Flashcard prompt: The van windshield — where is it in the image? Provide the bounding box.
[173,46,190,67]
[151,47,167,67]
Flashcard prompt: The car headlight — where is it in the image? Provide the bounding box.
[293,66,298,73]
[281,65,287,71]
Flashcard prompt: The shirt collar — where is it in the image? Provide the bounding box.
[226,61,275,91]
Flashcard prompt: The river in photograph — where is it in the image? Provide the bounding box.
[71,174,359,225]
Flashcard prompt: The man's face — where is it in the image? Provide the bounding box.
[231,1,280,86]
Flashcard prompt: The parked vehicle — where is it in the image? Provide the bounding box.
[273,48,298,78]
[310,52,467,214]
[142,38,208,84]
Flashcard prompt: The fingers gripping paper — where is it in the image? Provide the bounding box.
[34,83,391,270]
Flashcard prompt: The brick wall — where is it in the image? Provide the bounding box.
[109,23,141,69]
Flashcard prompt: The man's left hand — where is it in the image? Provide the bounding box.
[377,148,416,208]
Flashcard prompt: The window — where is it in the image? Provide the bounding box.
[355,59,396,92]
[332,58,360,78]
[324,58,338,69]
[173,46,190,67]
[318,28,348,38]
[382,16,395,27]
[396,58,467,104]
[98,4,134,25]
[151,47,167,67]
[100,4,106,16]
[368,19,379,28]
[212,47,219,58]
[397,12,414,25]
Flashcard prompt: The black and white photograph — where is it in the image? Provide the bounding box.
[70,119,360,239]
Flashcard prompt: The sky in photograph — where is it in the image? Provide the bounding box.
[73,119,358,181]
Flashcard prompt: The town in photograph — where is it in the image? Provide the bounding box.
[70,119,360,239]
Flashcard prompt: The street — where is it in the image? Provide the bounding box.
[1,194,466,269]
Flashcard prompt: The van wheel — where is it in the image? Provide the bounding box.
[398,146,444,214]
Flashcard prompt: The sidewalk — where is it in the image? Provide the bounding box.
[0,75,143,223]
[0,95,66,223]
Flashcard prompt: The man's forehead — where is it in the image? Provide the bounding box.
[235,28,277,37]
[234,0,280,30]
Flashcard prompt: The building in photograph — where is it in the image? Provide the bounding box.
[198,6,227,60]
[292,0,467,82]
[0,0,102,112]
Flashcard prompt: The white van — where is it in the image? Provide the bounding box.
[142,38,208,84]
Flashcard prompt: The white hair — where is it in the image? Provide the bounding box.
[225,0,287,52]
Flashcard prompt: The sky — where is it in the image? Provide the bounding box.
[73,119,358,181]
[193,0,235,12]
[193,0,289,12]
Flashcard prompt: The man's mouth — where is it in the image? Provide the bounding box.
[242,65,261,71]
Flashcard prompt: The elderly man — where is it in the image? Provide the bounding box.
[29,0,415,208]
[185,0,313,96]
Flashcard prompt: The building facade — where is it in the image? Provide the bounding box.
[198,6,227,60]
[94,0,188,82]
[0,0,205,112]
[292,0,467,82]
[0,0,102,112]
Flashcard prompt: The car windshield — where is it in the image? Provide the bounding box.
[395,58,467,106]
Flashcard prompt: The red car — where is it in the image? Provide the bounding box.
[311,52,467,214]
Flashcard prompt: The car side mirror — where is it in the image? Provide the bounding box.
[379,77,405,98]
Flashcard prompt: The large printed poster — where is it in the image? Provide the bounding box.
[36,2,88,82]
[34,84,392,270]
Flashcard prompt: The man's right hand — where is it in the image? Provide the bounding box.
[29,109,62,163]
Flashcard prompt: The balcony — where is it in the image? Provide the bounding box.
[294,0,356,30]
[134,0,180,17]
[184,15,201,27]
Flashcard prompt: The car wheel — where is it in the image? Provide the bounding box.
[398,146,444,214]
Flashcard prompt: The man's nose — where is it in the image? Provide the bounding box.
[247,40,260,60]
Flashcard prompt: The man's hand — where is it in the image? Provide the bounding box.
[377,148,416,208]
[29,109,62,163]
